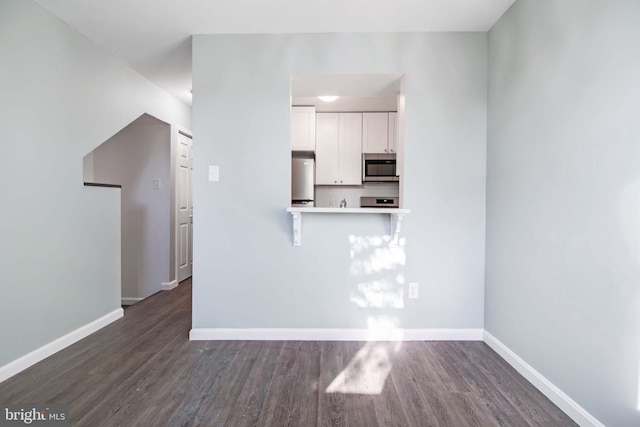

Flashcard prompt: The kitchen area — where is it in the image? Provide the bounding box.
[287,74,409,246]
[290,77,403,209]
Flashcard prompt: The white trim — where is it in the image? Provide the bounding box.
[0,308,123,383]
[404,328,483,341]
[121,297,143,305]
[161,280,178,291]
[483,331,604,427]
[189,328,483,342]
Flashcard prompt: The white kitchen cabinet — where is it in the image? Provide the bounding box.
[316,113,362,185]
[362,112,398,154]
[290,106,316,151]
[362,113,389,153]
[340,113,364,185]
[315,114,339,184]
[388,112,398,154]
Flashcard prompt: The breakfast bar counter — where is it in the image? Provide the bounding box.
[286,207,410,246]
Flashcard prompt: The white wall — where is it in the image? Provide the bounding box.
[192,33,487,332]
[82,152,94,182]
[91,115,171,303]
[486,1,640,425]
[0,0,190,368]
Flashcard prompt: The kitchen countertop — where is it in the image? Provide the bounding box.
[286,207,410,214]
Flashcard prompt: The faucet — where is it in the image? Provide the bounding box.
[340,198,347,208]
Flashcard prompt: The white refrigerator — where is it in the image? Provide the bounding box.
[291,158,315,207]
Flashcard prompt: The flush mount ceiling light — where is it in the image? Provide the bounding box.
[318,95,339,102]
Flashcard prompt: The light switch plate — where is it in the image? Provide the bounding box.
[153,178,161,190]
[408,283,419,299]
[209,165,219,182]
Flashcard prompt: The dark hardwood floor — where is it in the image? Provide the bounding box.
[0,280,576,426]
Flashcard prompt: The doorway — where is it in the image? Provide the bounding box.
[83,114,173,304]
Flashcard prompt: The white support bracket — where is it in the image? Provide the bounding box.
[390,213,405,247]
[290,211,302,246]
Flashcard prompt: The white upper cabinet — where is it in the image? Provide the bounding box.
[362,112,398,154]
[316,113,362,185]
[315,113,340,185]
[290,106,316,151]
[388,112,398,154]
[362,113,389,153]
[339,113,364,185]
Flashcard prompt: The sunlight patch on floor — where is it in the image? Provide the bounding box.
[326,339,402,395]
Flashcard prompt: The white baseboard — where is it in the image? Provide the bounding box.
[0,308,124,383]
[121,297,143,306]
[161,280,178,291]
[189,328,484,342]
[483,331,604,427]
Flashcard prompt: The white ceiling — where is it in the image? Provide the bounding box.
[34,0,516,106]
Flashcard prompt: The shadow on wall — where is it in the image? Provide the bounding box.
[82,113,171,304]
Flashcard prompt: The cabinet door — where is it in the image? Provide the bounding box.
[290,106,316,151]
[339,113,363,185]
[315,113,340,184]
[388,112,397,154]
[362,112,389,153]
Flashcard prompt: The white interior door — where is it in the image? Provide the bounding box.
[177,132,193,282]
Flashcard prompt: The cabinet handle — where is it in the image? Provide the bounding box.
[334,180,337,183]
[384,149,388,152]
[340,180,343,183]
[390,149,394,152]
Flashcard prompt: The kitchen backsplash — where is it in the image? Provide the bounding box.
[315,183,400,208]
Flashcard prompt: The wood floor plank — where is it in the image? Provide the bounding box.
[339,341,380,427]
[437,392,499,427]
[429,341,536,427]
[190,341,263,426]
[100,333,202,426]
[0,280,578,427]
[151,341,237,426]
[388,344,441,426]
[166,340,250,427]
[256,341,320,427]
[317,341,347,427]
[457,341,576,426]
[371,372,409,427]
[222,341,283,427]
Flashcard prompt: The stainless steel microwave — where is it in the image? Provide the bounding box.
[363,153,399,182]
